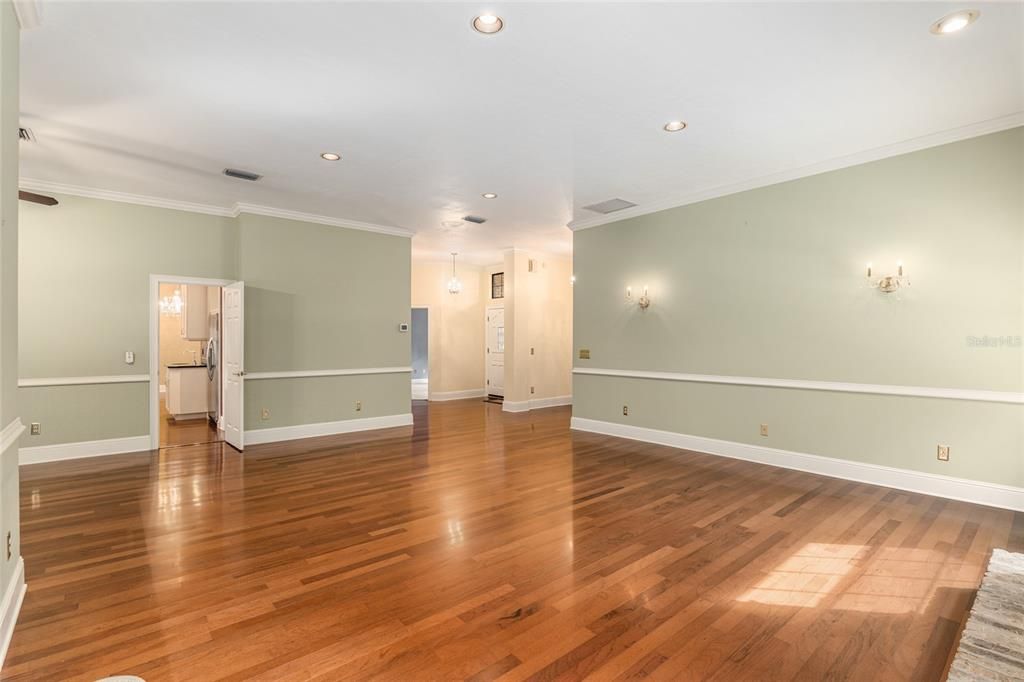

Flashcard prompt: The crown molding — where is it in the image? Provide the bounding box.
[568,112,1024,231]
[12,0,41,29]
[233,203,414,237]
[18,179,234,216]
[17,179,415,238]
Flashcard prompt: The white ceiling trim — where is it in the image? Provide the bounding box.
[234,203,414,238]
[12,0,42,29]
[568,112,1024,232]
[19,178,235,216]
[18,178,415,238]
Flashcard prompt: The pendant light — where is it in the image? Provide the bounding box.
[447,252,463,294]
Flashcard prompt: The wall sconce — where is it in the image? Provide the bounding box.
[867,261,909,293]
[626,285,651,310]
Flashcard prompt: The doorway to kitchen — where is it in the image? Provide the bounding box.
[150,275,233,449]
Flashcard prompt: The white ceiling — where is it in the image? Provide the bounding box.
[19,2,1024,264]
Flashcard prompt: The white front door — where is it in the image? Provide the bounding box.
[222,281,244,451]
[486,307,505,397]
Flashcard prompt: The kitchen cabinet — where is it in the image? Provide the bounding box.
[180,284,209,341]
[166,365,209,419]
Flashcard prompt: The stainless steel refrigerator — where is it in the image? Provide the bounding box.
[206,312,220,427]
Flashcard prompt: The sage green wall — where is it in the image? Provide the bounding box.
[20,384,148,446]
[573,127,1024,488]
[20,195,239,378]
[19,196,411,447]
[246,375,410,428]
[19,194,238,446]
[0,0,19,587]
[237,212,411,429]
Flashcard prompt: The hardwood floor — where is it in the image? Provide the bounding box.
[159,397,220,448]
[9,400,1023,681]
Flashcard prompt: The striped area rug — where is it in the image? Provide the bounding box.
[947,549,1024,681]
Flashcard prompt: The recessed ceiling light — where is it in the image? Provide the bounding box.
[473,14,503,34]
[482,192,498,199]
[930,9,979,35]
[663,121,687,132]
[320,152,341,161]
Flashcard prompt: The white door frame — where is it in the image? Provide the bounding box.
[485,304,505,397]
[149,274,235,451]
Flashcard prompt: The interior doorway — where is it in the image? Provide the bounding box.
[411,307,428,400]
[149,275,237,451]
[485,306,505,399]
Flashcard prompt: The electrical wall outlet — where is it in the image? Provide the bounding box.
[30,422,40,435]
[623,405,629,416]
[937,445,950,461]
[124,351,135,365]
[760,423,769,437]
[530,386,535,394]
[260,408,270,421]
[355,400,362,412]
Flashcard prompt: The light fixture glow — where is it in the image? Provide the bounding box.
[320,152,341,161]
[473,14,504,34]
[867,260,909,293]
[441,220,464,229]
[482,192,498,199]
[625,284,651,310]
[663,120,688,132]
[448,252,463,294]
[159,289,183,315]
[930,10,979,35]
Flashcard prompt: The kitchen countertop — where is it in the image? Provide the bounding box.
[167,364,207,369]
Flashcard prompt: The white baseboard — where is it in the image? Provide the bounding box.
[20,435,151,465]
[570,417,1024,513]
[411,379,428,400]
[0,556,25,669]
[429,389,486,402]
[245,413,414,445]
[504,395,573,413]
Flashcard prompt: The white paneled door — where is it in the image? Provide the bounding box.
[222,281,245,451]
[486,307,505,397]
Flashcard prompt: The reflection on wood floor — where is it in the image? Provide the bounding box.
[159,397,220,448]
[10,400,1024,680]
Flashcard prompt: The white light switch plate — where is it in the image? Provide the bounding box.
[125,351,135,365]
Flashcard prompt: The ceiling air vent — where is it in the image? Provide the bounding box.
[18,127,34,142]
[223,168,262,182]
[463,215,487,224]
[582,198,637,215]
